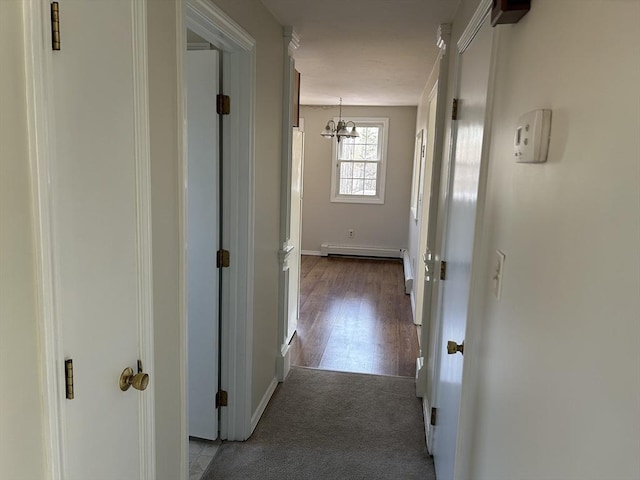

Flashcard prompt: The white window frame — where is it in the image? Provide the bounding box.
[330,117,389,204]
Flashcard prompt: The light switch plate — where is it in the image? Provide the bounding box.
[514,109,552,163]
[493,250,506,300]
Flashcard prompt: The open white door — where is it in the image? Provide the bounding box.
[186,49,220,440]
[287,129,304,341]
[432,12,494,480]
[45,0,154,477]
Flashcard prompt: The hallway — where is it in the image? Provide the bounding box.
[290,256,419,377]
[203,366,433,479]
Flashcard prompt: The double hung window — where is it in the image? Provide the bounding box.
[330,117,389,204]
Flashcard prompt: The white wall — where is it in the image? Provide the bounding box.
[0,1,46,478]
[300,105,416,252]
[449,1,640,478]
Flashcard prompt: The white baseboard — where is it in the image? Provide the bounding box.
[402,249,413,294]
[300,250,321,256]
[276,342,291,382]
[415,356,425,398]
[417,357,434,452]
[410,290,421,325]
[250,376,278,434]
[319,243,403,258]
[424,395,435,454]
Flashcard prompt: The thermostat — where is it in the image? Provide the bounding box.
[514,109,552,163]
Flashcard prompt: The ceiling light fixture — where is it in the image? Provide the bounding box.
[320,97,359,143]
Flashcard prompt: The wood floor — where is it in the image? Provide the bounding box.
[290,255,419,377]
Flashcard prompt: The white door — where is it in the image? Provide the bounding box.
[49,1,154,478]
[419,83,440,450]
[433,17,494,480]
[287,129,304,341]
[186,49,220,440]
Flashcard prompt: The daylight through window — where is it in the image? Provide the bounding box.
[331,118,389,204]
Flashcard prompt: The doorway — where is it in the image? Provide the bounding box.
[180,2,257,478]
[292,106,420,378]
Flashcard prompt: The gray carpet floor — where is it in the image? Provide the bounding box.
[202,366,435,480]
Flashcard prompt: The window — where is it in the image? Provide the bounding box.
[330,117,389,204]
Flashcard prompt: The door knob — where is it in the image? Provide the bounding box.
[119,360,149,391]
[447,340,464,355]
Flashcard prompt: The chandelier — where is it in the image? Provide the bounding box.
[320,98,359,143]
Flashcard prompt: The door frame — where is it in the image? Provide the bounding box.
[417,22,451,454]
[178,0,256,453]
[23,0,155,478]
[429,0,498,476]
[277,27,300,382]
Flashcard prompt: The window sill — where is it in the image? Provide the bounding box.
[330,195,385,205]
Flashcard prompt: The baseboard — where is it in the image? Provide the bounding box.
[424,396,434,454]
[276,342,291,382]
[416,357,433,452]
[300,250,321,256]
[319,243,403,258]
[415,356,425,398]
[250,376,278,434]
[402,249,413,294]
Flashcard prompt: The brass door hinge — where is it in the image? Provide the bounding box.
[430,407,437,426]
[215,390,228,408]
[51,2,60,51]
[217,249,230,268]
[65,359,74,399]
[216,94,230,115]
[440,260,447,280]
[451,98,459,120]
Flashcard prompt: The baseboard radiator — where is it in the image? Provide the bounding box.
[320,243,403,259]
[402,249,413,295]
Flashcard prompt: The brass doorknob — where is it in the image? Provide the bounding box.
[447,340,464,355]
[119,364,149,392]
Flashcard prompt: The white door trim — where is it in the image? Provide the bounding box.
[23,2,64,477]
[131,2,156,477]
[179,0,256,452]
[277,26,300,381]
[420,22,452,456]
[23,1,155,478]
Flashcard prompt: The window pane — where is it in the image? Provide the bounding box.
[364,179,376,195]
[364,162,377,179]
[339,143,354,160]
[365,144,378,160]
[363,127,379,144]
[352,179,364,195]
[352,162,365,178]
[340,162,353,178]
[353,145,365,160]
[340,178,352,195]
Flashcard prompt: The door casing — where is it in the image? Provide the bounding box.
[179,0,257,461]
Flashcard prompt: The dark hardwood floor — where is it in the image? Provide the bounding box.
[290,255,419,377]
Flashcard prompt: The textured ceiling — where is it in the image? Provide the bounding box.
[260,0,459,106]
